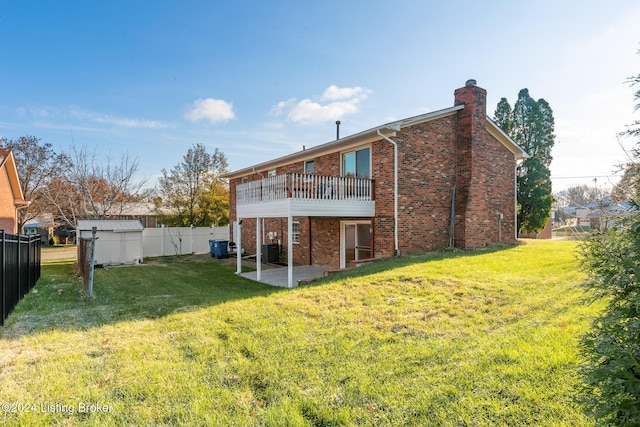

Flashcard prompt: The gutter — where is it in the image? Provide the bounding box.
[514,157,526,240]
[376,128,400,256]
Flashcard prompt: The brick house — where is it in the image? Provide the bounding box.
[222,81,528,287]
[0,148,28,233]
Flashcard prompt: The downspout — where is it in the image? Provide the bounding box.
[449,184,456,247]
[514,156,527,240]
[376,129,400,256]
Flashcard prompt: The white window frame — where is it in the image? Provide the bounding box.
[341,144,371,178]
[304,160,315,175]
[292,221,300,244]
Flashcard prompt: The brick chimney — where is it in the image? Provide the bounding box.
[454,79,487,139]
[453,79,488,248]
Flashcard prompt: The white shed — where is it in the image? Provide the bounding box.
[77,220,144,266]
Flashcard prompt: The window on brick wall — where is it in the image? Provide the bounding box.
[342,147,370,178]
[305,160,314,175]
[292,221,300,244]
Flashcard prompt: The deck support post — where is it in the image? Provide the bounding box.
[236,219,242,275]
[287,215,293,288]
[256,217,262,281]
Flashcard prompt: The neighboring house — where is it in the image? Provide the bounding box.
[0,148,28,233]
[112,202,159,228]
[558,199,634,231]
[222,80,528,287]
[519,216,553,239]
[23,213,55,241]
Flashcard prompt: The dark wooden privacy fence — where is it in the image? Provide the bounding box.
[78,237,91,291]
[1,231,41,326]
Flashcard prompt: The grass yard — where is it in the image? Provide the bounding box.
[0,240,598,426]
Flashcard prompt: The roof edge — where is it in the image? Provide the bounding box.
[485,118,530,160]
[221,105,465,179]
[0,149,26,202]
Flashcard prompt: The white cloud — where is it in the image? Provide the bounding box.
[270,98,297,117]
[321,85,371,101]
[31,106,169,129]
[288,99,360,123]
[272,85,372,124]
[185,98,235,123]
[90,114,167,129]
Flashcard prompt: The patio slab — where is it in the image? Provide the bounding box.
[240,265,327,288]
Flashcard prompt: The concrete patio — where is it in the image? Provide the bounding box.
[239,264,327,288]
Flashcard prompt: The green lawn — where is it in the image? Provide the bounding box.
[0,241,598,426]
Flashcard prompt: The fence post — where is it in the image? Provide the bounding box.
[18,235,24,299]
[190,225,194,254]
[161,224,165,256]
[88,226,97,298]
[26,235,32,292]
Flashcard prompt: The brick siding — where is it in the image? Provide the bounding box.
[228,82,518,268]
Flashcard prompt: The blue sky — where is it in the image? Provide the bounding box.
[1,1,639,193]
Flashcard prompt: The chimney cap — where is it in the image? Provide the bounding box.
[465,79,477,87]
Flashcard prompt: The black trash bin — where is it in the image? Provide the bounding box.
[209,240,229,259]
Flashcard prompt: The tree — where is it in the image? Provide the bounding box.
[579,48,640,425]
[44,144,148,228]
[556,184,610,207]
[612,162,640,202]
[494,89,555,234]
[157,143,229,226]
[494,98,513,135]
[0,135,70,232]
[580,205,640,425]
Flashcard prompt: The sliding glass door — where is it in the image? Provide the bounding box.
[341,221,372,268]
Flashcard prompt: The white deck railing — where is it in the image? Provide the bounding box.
[236,174,373,205]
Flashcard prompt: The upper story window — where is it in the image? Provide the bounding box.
[305,160,314,175]
[268,169,277,177]
[342,147,370,178]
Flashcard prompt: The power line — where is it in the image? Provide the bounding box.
[551,175,621,179]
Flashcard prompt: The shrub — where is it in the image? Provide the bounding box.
[579,204,640,425]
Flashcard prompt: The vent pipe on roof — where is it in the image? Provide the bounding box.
[465,79,477,87]
[336,120,341,140]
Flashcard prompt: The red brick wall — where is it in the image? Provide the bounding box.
[373,117,459,255]
[233,216,347,270]
[454,83,516,248]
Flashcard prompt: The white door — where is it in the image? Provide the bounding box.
[341,221,371,268]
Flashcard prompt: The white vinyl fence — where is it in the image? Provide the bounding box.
[142,226,230,257]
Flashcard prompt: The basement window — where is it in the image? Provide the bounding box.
[292,221,300,244]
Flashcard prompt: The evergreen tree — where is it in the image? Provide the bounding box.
[579,47,640,426]
[494,98,513,134]
[493,89,555,234]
